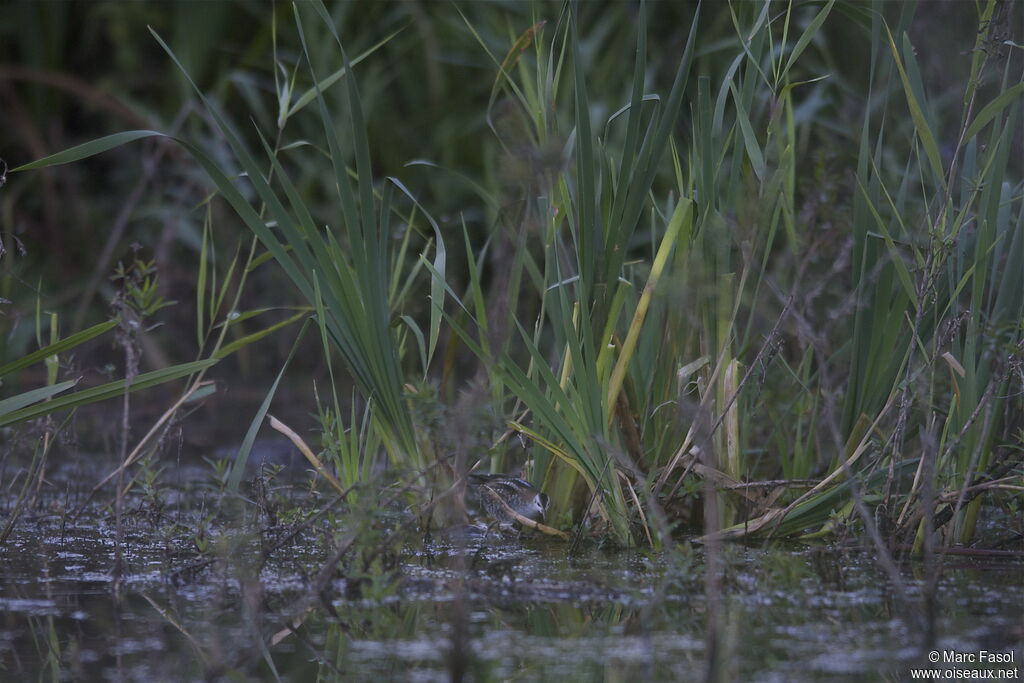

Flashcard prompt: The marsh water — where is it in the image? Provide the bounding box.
[1,457,1021,681]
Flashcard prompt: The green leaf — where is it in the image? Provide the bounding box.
[388,176,446,371]
[0,319,118,378]
[227,321,310,492]
[10,131,164,172]
[0,359,217,428]
[886,28,945,186]
[285,27,406,120]
[729,81,765,182]
[399,315,428,378]
[964,82,1024,140]
[0,380,78,418]
[781,0,834,80]
[214,311,309,359]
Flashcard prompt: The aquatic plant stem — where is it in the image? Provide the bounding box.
[113,307,140,590]
[699,399,722,683]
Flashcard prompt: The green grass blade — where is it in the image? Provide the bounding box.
[780,0,834,80]
[0,380,78,418]
[214,310,309,359]
[0,360,217,428]
[729,81,765,182]
[285,27,406,119]
[0,320,117,378]
[964,82,1024,140]
[885,26,945,186]
[227,320,311,492]
[10,131,164,172]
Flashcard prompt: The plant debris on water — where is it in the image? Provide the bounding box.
[1,461,1021,681]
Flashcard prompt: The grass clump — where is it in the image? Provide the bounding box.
[3,0,1021,554]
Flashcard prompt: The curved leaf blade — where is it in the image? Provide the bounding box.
[10,131,165,172]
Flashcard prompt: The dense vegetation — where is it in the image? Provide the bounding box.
[3,0,1022,554]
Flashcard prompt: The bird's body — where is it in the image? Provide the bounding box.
[467,473,549,530]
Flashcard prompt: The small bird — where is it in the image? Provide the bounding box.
[467,473,549,530]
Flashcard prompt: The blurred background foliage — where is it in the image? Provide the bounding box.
[0,1,1008,324]
[2,1,1012,349]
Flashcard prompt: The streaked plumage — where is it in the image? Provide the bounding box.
[467,473,549,529]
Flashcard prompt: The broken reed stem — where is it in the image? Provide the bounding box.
[480,484,568,540]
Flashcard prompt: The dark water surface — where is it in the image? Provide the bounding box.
[1,462,1021,681]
